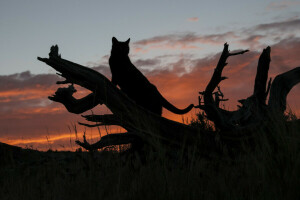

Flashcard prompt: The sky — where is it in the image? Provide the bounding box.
[0,0,300,151]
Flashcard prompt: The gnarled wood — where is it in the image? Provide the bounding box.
[253,46,271,103]
[38,43,299,152]
[268,67,300,114]
[48,85,102,114]
[197,44,299,132]
[38,46,215,151]
[202,43,249,130]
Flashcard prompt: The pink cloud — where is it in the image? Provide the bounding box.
[132,32,237,53]
[187,17,199,22]
[266,1,300,10]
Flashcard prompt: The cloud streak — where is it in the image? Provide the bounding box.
[132,18,300,55]
[252,18,300,32]
[133,32,237,50]
[266,1,300,10]
[187,17,199,22]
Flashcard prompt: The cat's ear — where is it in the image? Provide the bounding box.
[126,38,130,44]
[112,37,118,44]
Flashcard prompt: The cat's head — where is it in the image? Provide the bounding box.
[111,37,130,55]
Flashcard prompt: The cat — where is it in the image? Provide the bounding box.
[109,37,194,116]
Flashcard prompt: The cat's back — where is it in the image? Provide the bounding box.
[109,37,154,88]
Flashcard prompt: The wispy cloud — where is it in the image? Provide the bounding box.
[134,32,236,46]
[266,1,300,10]
[134,58,161,67]
[252,18,300,32]
[132,32,237,53]
[187,17,199,22]
[132,18,300,54]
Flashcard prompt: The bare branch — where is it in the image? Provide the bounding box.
[82,114,120,123]
[75,132,139,151]
[78,122,103,127]
[48,85,102,114]
[268,66,300,114]
[228,49,249,56]
[253,46,271,103]
[201,43,249,130]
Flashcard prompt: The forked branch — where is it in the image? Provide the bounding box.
[197,43,299,132]
[202,43,249,130]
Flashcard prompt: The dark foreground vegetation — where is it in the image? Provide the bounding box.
[1,114,300,200]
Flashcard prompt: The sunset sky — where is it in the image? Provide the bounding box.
[1,0,300,151]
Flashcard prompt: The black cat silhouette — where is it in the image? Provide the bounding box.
[109,37,194,115]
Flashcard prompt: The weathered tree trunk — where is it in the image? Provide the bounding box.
[38,44,299,152]
[37,46,216,152]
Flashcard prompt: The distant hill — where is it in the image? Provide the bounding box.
[0,142,40,166]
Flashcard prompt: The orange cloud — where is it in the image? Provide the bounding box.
[187,17,199,22]
[0,88,56,103]
[2,124,127,151]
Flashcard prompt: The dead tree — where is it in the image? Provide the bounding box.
[37,45,216,153]
[196,44,300,133]
[37,44,300,152]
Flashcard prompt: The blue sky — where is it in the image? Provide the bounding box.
[1,0,299,75]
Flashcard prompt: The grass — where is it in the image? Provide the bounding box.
[0,114,300,200]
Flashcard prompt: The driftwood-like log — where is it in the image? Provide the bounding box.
[38,46,215,151]
[38,43,299,152]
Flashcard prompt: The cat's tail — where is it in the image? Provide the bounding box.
[160,95,194,115]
